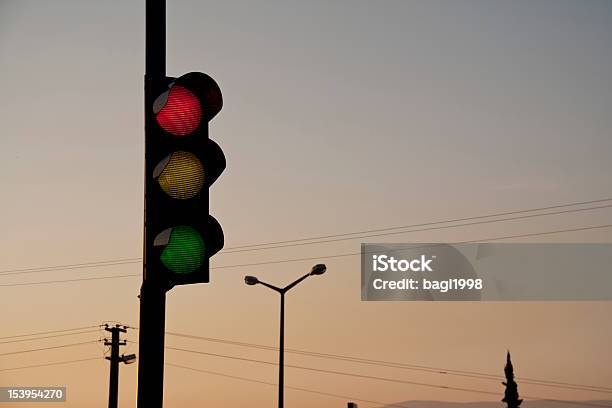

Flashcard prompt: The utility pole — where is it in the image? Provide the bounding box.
[105,325,127,408]
[138,1,166,407]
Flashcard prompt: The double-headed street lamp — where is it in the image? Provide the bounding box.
[244,264,327,408]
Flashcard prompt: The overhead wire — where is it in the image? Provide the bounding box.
[0,325,101,340]
[0,329,101,345]
[1,198,611,277]
[166,361,414,408]
[165,346,612,408]
[224,197,612,250]
[222,203,612,253]
[1,223,611,287]
[0,341,99,356]
[156,329,612,394]
[0,357,101,372]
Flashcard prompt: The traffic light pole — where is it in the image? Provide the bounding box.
[145,0,165,78]
[136,280,167,408]
[137,1,167,408]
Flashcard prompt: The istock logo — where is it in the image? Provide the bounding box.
[372,254,434,272]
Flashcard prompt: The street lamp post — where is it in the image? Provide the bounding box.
[244,263,327,408]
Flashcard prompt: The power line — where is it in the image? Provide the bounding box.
[0,258,141,275]
[0,348,605,408]
[2,198,611,277]
[211,223,612,270]
[165,346,612,408]
[0,263,143,278]
[0,259,140,277]
[1,223,611,287]
[0,357,101,372]
[165,345,499,396]
[4,322,608,399]
[0,325,101,340]
[0,341,98,356]
[0,329,100,345]
[166,361,611,408]
[166,361,414,408]
[286,351,612,394]
[224,198,612,250]
[222,203,612,253]
[0,274,139,287]
[158,330,612,394]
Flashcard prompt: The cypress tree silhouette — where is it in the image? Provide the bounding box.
[502,351,523,408]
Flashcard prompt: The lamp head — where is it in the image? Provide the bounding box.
[121,354,137,365]
[310,264,327,276]
[244,275,259,285]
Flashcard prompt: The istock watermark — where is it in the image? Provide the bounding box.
[371,254,434,272]
[361,243,612,301]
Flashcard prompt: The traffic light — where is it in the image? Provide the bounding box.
[144,72,225,288]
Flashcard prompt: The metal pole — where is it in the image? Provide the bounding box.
[136,281,167,408]
[246,269,325,408]
[279,291,285,408]
[138,1,166,408]
[146,0,165,77]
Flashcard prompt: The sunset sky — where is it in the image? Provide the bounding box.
[1,1,612,407]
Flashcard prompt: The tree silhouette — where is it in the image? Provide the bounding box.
[502,351,523,408]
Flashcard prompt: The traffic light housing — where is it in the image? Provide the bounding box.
[144,72,225,288]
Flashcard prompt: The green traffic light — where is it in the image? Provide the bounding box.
[157,226,205,274]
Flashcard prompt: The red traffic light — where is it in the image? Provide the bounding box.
[154,85,202,136]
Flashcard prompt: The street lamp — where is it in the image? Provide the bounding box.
[244,263,327,408]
